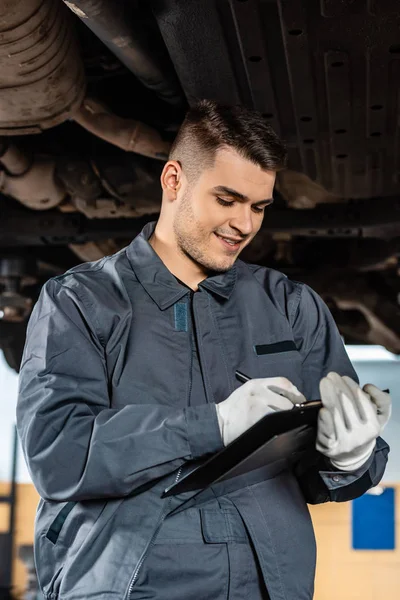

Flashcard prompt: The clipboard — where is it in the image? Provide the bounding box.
[163,400,321,498]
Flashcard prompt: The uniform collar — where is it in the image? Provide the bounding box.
[126,221,237,310]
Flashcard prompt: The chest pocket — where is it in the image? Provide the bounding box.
[252,340,303,390]
[255,340,297,356]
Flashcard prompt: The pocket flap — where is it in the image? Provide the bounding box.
[200,507,247,544]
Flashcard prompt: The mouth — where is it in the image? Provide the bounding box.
[214,233,243,252]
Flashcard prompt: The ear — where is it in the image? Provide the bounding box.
[161,160,182,201]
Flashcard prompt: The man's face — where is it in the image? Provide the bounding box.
[173,148,276,273]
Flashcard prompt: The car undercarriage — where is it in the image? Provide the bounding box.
[0,0,400,372]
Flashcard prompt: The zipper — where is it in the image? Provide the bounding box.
[126,465,183,599]
[188,291,194,403]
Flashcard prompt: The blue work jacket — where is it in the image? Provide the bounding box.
[17,222,389,600]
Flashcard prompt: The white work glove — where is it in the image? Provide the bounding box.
[317,372,392,471]
[216,377,306,446]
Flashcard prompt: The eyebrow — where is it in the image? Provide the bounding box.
[211,185,274,206]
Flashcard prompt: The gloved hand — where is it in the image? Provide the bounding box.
[317,372,392,471]
[216,377,306,446]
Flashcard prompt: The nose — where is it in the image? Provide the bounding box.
[229,205,254,236]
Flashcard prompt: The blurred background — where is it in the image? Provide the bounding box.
[1,0,400,598]
[0,344,399,600]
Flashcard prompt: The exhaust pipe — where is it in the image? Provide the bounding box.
[63,0,185,108]
[0,0,86,134]
[74,97,171,160]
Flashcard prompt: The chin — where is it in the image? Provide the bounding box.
[205,258,236,273]
[210,266,230,274]
[190,248,237,274]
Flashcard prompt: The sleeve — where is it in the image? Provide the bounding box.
[16,278,223,503]
[289,283,390,504]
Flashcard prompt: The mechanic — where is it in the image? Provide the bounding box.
[17,100,390,600]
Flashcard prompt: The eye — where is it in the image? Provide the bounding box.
[252,205,265,214]
[216,197,234,207]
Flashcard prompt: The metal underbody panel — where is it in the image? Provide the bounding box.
[0,0,399,368]
[153,0,400,200]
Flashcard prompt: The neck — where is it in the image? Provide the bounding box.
[149,223,207,291]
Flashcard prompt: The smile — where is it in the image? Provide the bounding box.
[214,233,242,251]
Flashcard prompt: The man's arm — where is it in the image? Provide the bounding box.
[294,437,389,504]
[17,278,223,503]
[290,283,390,504]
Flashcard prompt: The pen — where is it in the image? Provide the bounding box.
[235,370,250,383]
[235,370,389,410]
[235,369,322,409]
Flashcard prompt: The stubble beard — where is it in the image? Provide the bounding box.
[173,191,236,274]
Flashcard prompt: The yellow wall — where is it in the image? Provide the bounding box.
[0,482,40,598]
[310,483,400,600]
[1,482,399,599]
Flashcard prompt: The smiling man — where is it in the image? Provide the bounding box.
[149,106,280,284]
[17,100,390,600]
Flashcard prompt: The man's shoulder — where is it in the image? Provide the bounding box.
[237,260,303,295]
[48,248,135,303]
[51,245,134,294]
[236,261,306,322]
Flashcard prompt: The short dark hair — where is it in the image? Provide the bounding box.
[170,99,287,181]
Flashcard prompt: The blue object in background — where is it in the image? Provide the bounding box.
[352,487,395,550]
